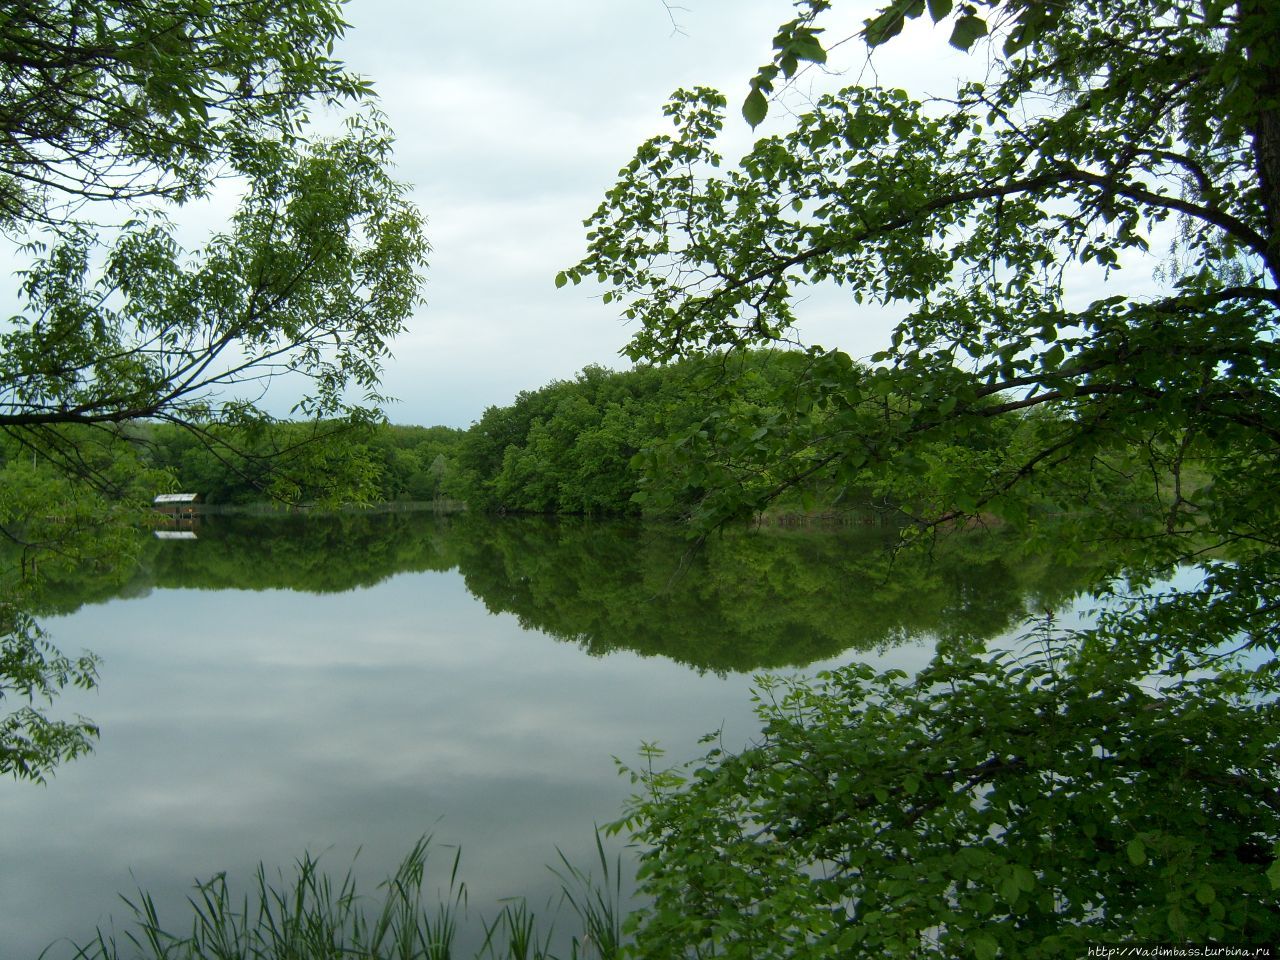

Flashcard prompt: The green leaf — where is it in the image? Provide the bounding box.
[567,1,1280,952]
[949,14,988,50]
[1014,865,1036,892]
[743,89,769,128]
[790,39,827,64]
[998,874,1021,903]
[926,0,953,22]
[1126,838,1147,866]
[865,12,906,46]
[555,271,568,289]
[973,934,998,960]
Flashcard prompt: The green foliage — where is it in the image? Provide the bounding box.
[1,1,426,433]
[451,364,696,516]
[449,352,938,520]
[134,511,460,598]
[449,516,1100,673]
[571,0,1280,951]
[742,1,829,127]
[574,0,1279,565]
[367,425,468,503]
[0,608,99,783]
[0,0,374,224]
[136,420,465,507]
[0,1,426,779]
[744,0,1070,125]
[615,638,1280,956]
[2,108,425,432]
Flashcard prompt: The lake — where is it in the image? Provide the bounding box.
[0,511,1104,957]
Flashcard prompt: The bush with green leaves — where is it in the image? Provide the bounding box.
[615,627,1280,957]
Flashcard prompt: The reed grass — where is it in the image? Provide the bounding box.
[48,835,626,960]
[549,831,624,960]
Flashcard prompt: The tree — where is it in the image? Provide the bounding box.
[0,1,427,780]
[570,0,1280,951]
[571,0,1276,548]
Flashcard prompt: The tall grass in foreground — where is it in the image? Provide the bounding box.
[48,836,624,960]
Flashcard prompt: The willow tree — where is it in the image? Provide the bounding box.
[570,0,1280,952]
[0,1,427,780]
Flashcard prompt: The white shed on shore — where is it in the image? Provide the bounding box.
[153,493,200,517]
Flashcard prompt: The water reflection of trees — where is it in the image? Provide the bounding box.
[447,517,1098,671]
[29,512,1107,673]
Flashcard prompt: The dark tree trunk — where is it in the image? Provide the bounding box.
[1241,0,1280,285]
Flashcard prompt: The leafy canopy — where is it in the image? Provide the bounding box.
[570,0,1280,951]
[0,0,371,223]
[1,1,427,434]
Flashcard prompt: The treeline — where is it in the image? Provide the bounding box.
[2,349,1159,519]
[4,361,701,513]
[447,351,880,517]
[133,421,465,506]
[105,364,679,510]
[112,356,780,514]
[449,361,705,514]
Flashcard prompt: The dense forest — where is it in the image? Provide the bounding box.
[0,349,1163,526]
[0,353,797,514]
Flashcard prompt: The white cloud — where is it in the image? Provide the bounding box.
[331,0,854,426]
[326,1,1025,426]
[3,1,1164,426]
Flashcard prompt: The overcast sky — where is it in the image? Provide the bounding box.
[326,0,979,427]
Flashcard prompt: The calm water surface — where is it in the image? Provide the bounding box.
[1,513,1101,957]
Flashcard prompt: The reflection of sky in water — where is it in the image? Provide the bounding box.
[2,559,1044,957]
